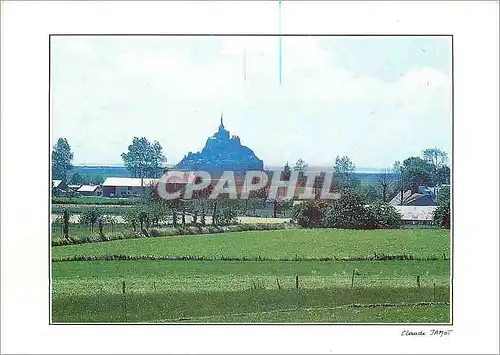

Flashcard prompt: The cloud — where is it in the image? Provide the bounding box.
[51,36,451,167]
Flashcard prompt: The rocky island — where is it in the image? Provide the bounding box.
[176,115,264,173]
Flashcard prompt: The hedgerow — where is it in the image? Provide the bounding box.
[52,222,298,246]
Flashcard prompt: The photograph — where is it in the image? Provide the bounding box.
[50,34,452,324]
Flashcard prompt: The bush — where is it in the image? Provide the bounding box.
[292,200,331,228]
[215,207,238,226]
[366,201,402,229]
[322,189,370,229]
[292,190,402,229]
[433,201,450,229]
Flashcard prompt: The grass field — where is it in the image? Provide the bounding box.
[52,259,449,294]
[51,228,451,323]
[178,304,451,323]
[52,228,450,260]
[52,286,450,323]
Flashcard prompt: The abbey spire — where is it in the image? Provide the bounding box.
[219,113,224,129]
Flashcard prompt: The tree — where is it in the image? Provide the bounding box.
[435,165,451,186]
[434,185,450,228]
[52,138,73,180]
[400,157,434,192]
[422,148,448,170]
[247,185,268,217]
[294,158,308,186]
[292,200,331,228]
[63,209,70,239]
[322,189,370,229]
[293,158,308,172]
[121,137,166,179]
[366,201,402,229]
[70,172,84,185]
[376,169,394,202]
[282,162,291,180]
[422,148,450,186]
[80,207,102,233]
[333,155,356,189]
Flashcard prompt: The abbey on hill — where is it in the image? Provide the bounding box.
[176,114,264,173]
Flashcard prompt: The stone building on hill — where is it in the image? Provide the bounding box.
[176,114,264,173]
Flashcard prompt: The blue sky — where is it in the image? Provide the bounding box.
[51,36,451,169]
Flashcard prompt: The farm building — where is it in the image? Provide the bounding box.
[394,205,437,225]
[68,184,82,192]
[102,177,159,197]
[76,185,102,196]
[102,175,216,198]
[390,187,437,206]
[52,180,68,194]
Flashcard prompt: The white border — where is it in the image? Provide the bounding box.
[1,1,499,354]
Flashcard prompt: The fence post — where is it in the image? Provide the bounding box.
[122,280,127,322]
[351,270,355,288]
[276,277,281,290]
[295,275,299,289]
[416,275,421,288]
[433,282,436,302]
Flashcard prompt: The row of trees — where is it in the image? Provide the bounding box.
[52,137,167,183]
[292,192,402,229]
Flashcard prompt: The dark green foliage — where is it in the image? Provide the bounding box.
[98,217,104,237]
[435,166,450,185]
[52,137,73,180]
[211,201,217,226]
[70,172,84,185]
[434,186,450,229]
[54,253,443,263]
[63,209,69,239]
[51,222,297,246]
[293,191,401,229]
[282,162,291,181]
[366,201,402,229]
[216,206,238,226]
[323,189,371,229]
[400,157,435,192]
[292,200,331,228]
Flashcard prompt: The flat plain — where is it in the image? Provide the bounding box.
[51,228,451,323]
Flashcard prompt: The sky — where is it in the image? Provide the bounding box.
[51,35,452,170]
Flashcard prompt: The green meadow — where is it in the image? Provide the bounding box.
[51,228,451,323]
[52,228,450,260]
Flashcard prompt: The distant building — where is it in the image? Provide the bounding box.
[176,114,264,173]
[389,185,442,206]
[102,177,159,197]
[394,205,437,225]
[52,180,68,194]
[68,184,82,192]
[76,185,102,196]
